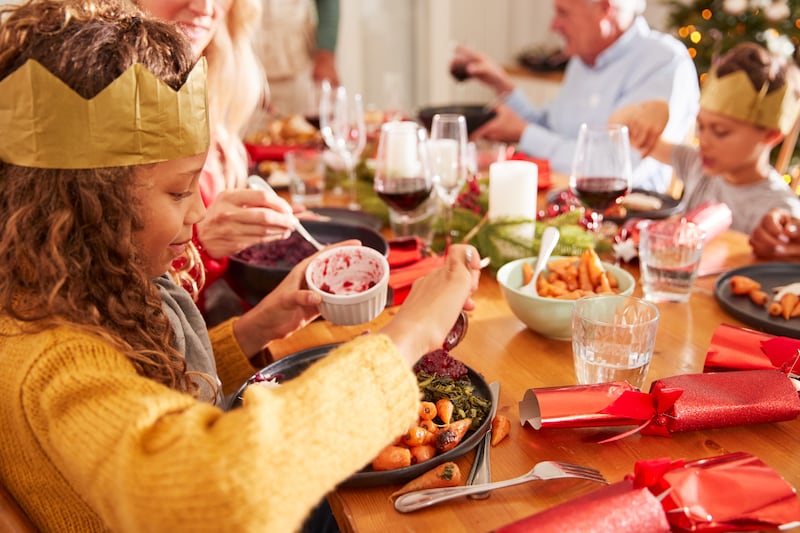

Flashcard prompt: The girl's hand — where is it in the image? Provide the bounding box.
[232,240,361,356]
[381,244,483,367]
[196,188,296,259]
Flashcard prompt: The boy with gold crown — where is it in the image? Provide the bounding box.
[613,42,800,234]
[0,1,482,531]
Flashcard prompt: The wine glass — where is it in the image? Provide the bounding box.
[569,123,633,233]
[373,121,433,229]
[429,113,469,241]
[319,81,367,210]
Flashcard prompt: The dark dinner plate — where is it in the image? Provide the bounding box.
[714,263,800,339]
[546,188,683,223]
[417,104,496,135]
[229,344,492,488]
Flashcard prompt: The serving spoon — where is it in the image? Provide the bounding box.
[520,225,559,295]
[246,175,325,251]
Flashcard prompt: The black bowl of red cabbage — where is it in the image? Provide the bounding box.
[225,220,388,307]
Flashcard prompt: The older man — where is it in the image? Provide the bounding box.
[456,0,699,193]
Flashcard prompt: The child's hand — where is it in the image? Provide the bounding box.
[750,208,800,258]
[608,100,669,157]
[232,240,360,355]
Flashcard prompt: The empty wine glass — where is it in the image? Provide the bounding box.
[373,121,432,225]
[319,81,367,210]
[569,123,633,234]
[429,113,468,240]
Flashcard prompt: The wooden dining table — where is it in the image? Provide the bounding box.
[268,177,800,533]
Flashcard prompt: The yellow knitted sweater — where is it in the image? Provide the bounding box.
[0,317,419,532]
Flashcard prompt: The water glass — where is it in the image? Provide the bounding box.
[572,295,659,389]
[639,219,706,303]
[286,149,325,207]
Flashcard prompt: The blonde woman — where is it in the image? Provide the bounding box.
[138,0,298,307]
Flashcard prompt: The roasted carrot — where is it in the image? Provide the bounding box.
[409,444,436,465]
[435,418,472,453]
[401,426,429,448]
[419,419,438,434]
[748,290,769,306]
[372,445,412,471]
[389,461,462,500]
[521,262,534,286]
[768,301,783,317]
[780,293,799,320]
[435,398,454,425]
[792,299,800,318]
[490,415,511,446]
[730,275,760,295]
[583,248,605,287]
[419,401,437,421]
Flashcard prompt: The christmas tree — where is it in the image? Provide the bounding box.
[665,0,800,81]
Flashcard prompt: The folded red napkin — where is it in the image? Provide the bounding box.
[498,452,800,532]
[387,239,445,305]
[495,478,670,533]
[519,370,800,440]
[704,323,800,373]
[509,152,551,189]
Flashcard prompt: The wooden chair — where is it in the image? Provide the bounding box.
[0,483,38,533]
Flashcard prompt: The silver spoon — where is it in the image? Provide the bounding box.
[246,175,325,251]
[520,225,559,295]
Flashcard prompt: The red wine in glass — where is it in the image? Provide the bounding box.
[572,177,630,211]
[375,177,432,212]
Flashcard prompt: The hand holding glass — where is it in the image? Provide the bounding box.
[569,123,633,232]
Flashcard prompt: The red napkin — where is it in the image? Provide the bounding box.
[634,452,800,531]
[509,152,551,190]
[494,478,670,533]
[704,323,800,373]
[387,238,445,306]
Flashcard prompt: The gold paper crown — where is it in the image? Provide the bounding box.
[699,68,800,135]
[0,58,209,169]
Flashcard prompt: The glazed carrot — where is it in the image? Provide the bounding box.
[781,293,798,320]
[490,414,511,446]
[791,299,800,318]
[521,262,534,286]
[435,418,472,453]
[768,301,783,317]
[372,445,412,471]
[389,461,462,500]
[435,398,454,425]
[730,275,760,295]
[748,290,769,307]
[401,426,429,448]
[409,444,436,465]
[419,401,437,421]
[419,419,438,434]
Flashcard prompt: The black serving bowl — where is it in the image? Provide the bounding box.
[417,104,497,135]
[228,343,492,487]
[225,220,388,307]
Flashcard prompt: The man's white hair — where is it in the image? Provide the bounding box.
[610,0,647,16]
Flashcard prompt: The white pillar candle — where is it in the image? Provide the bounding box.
[488,160,538,221]
[383,122,420,177]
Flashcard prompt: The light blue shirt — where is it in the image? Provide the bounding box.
[506,17,699,193]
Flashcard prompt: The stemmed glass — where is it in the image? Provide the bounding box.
[429,113,469,241]
[319,80,367,210]
[373,121,432,227]
[569,123,633,234]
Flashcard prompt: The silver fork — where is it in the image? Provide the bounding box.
[393,461,608,513]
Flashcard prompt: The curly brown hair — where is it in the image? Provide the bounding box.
[0,0,202,394]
